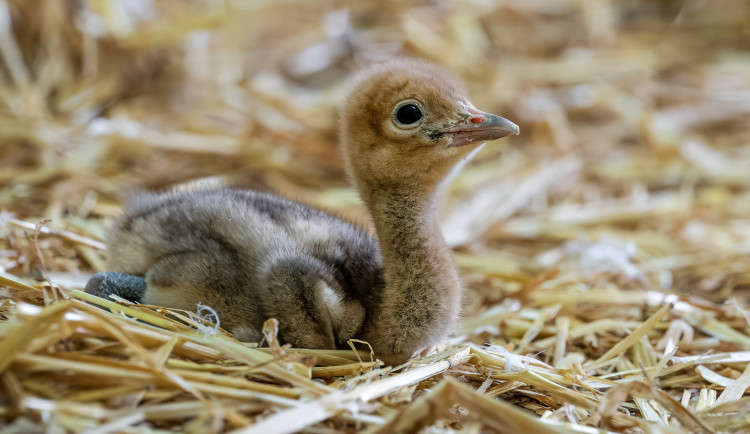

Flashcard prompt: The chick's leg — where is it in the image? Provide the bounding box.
[85,272,147,303]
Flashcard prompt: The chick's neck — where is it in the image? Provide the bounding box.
[359,180,462,361]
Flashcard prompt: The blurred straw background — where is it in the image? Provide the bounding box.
[2,0,750,432]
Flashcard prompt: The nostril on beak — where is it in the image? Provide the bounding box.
[470,116,484,124]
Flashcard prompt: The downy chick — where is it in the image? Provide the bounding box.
[86,58,519,365]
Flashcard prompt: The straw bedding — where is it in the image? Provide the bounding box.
[1,0,750,432]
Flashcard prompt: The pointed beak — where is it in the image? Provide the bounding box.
[444,112,520,147]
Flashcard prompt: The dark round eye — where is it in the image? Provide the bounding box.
[395,104,422,125]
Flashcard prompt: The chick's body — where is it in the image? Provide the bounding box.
[108,187,381,348]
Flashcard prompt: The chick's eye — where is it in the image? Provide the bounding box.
[395,104,422,125]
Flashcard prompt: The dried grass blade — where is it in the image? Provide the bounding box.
[372,377,583,434]
[710,363,750,409]
[0,302,71,372]
[8,218,106,249]
[0,272,40,293]
[587,303,671,367]
[234,348,473,434]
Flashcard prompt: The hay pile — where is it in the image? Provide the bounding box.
[2,0,750,432]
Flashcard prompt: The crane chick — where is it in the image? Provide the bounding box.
[86,58,519,365]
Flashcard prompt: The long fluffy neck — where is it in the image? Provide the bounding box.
[358,181,462,364]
